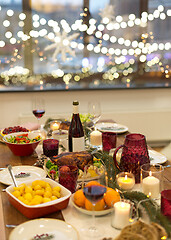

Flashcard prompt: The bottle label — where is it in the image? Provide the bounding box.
[72,136,85,152]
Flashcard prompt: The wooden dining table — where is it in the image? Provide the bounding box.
[0,133,170,240]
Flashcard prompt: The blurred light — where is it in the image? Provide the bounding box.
[98,24,105,31]
[97,57,105,67]
[87,43,93,51]
[10,38,16,44]
[153,10,160,18]
[129,14,136,20]
[102,17,109,24]
[118,38,124,45]
[125,40,131,46]
[94,46,101,53]
[116,15,123,22]
[110,36,117,43]
[128,49,134,55]
[95,31,102,38]
[78,43,84,50]
[89,18,96,25]
[39,29,47,37]
[160,13,166,20]
[148,14,154,21]
[158,5,164,12]
[165,42,170,50]
[138,42,144,48]
[128,20,134,27]
[101,47,107,54]
[48,32,55,39]
[19,13,26,20]
[115,49,121,55]
[106,23,114,30]
[0,41,5,47]
[135,48,141,55]
[167,9,171,16]
[5,31,12,38]
[141,12,148,18]
[70,41,77,49]
[82,58,89,67]
[40,18,47,25]
[3,20,10,27]
[33,22,40,28]
[109,48,115,55]
[113,23,120,29]
[134,18,141,25]
[139,55,146,62]
[17,31,24,38]
[129,58,135,64]
[120,22,127,28]
[103,33,109,41]
[19,21,24,27]
[7,9,14,16]
[132,40,138,48]
[122,49,128,55]
[159,43,164,50]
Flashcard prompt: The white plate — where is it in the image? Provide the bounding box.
[149,150,167,164]
[0,165,46,185]
[9,218,79,240]
[71,195,113,216]
[110,149,167,165]
[96,122,128,134]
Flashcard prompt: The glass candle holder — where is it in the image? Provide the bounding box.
[116,172,135,191]
[43,139,59,157]
[141,163,164,199]
[102,132,117,152]
[161,185,171,221]
[58,165,78,193]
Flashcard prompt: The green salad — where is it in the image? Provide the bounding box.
[6,133,41,144]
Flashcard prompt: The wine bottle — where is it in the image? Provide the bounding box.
[69,101,85,152]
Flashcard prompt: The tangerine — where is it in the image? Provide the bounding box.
[85,198,105,211]
[85,180,101,187]
[74,189,86,208]
[104,187,120,207]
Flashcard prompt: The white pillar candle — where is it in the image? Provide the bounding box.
[111,201,131,229]
[117,175,135,190]
[50,122,60,131]
[142,175,160,198]
[90,130,102,146]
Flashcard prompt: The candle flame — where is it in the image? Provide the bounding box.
[149,171,152,176]
[125,174,128,180]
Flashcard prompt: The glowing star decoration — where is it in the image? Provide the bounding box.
[99,4,115,24]
[44,30,79,61]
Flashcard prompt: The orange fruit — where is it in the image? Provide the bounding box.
[85,198,105,211]
[85,181,101,187]
[73,189,86,208]
[104,187,120,207]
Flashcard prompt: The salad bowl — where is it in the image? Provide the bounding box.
[3,132,42,156]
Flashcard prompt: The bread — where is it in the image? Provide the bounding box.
[151,222,168,240]
[121,220,158,240]
[114,232,146,240]
[51,151,93,170]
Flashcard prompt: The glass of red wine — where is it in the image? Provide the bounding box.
[81,167,107,238]
[32,98,45,130]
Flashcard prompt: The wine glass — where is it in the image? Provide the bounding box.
[32,98,45,130]
[88,101,101,128]
[81,166,107,238]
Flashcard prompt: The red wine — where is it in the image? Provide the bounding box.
[33,110,45,119]
[68,101,85,152]
[83,185,106,203]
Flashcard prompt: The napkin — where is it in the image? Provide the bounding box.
[62,199,120,240]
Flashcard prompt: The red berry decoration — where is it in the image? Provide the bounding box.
[2,126,29,135]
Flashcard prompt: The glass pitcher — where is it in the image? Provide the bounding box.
[113,133,150,183]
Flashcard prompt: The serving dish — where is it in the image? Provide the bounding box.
[0,165,46,186]
[96,122,128,134]
[6,178,71,219]
[3,132,42,156]
[9,218,79,240]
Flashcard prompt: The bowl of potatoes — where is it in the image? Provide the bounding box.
[6,178,71,219]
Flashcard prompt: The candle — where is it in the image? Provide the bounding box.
[111,201,131,229]
[142,173,160,198]
[50,122,60,131]
[90,130,102,146]
[117,174,135,190]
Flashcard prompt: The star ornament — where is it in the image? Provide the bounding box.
[44,31,79,62]
[99,4,115,24]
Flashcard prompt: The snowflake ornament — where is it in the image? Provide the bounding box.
[44,31,79,62]
[99,4,115,24]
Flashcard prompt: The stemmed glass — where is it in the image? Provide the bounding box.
[81,166,107,238]
[88,101,101,128]
[32,98,45,131]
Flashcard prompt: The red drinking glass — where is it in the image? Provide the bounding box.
[161,189,171,220]
[43,139,59,157]
[58,165,78,193]
[113,133,150,183]
[102,132,117,152]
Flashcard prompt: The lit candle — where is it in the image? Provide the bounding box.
[111,201,131,229]
[50,122,60,131]
[117,174,135,190]
[90,130,102,146]
[142,171,160,198]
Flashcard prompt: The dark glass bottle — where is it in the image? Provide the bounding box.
[68,101,85,152]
